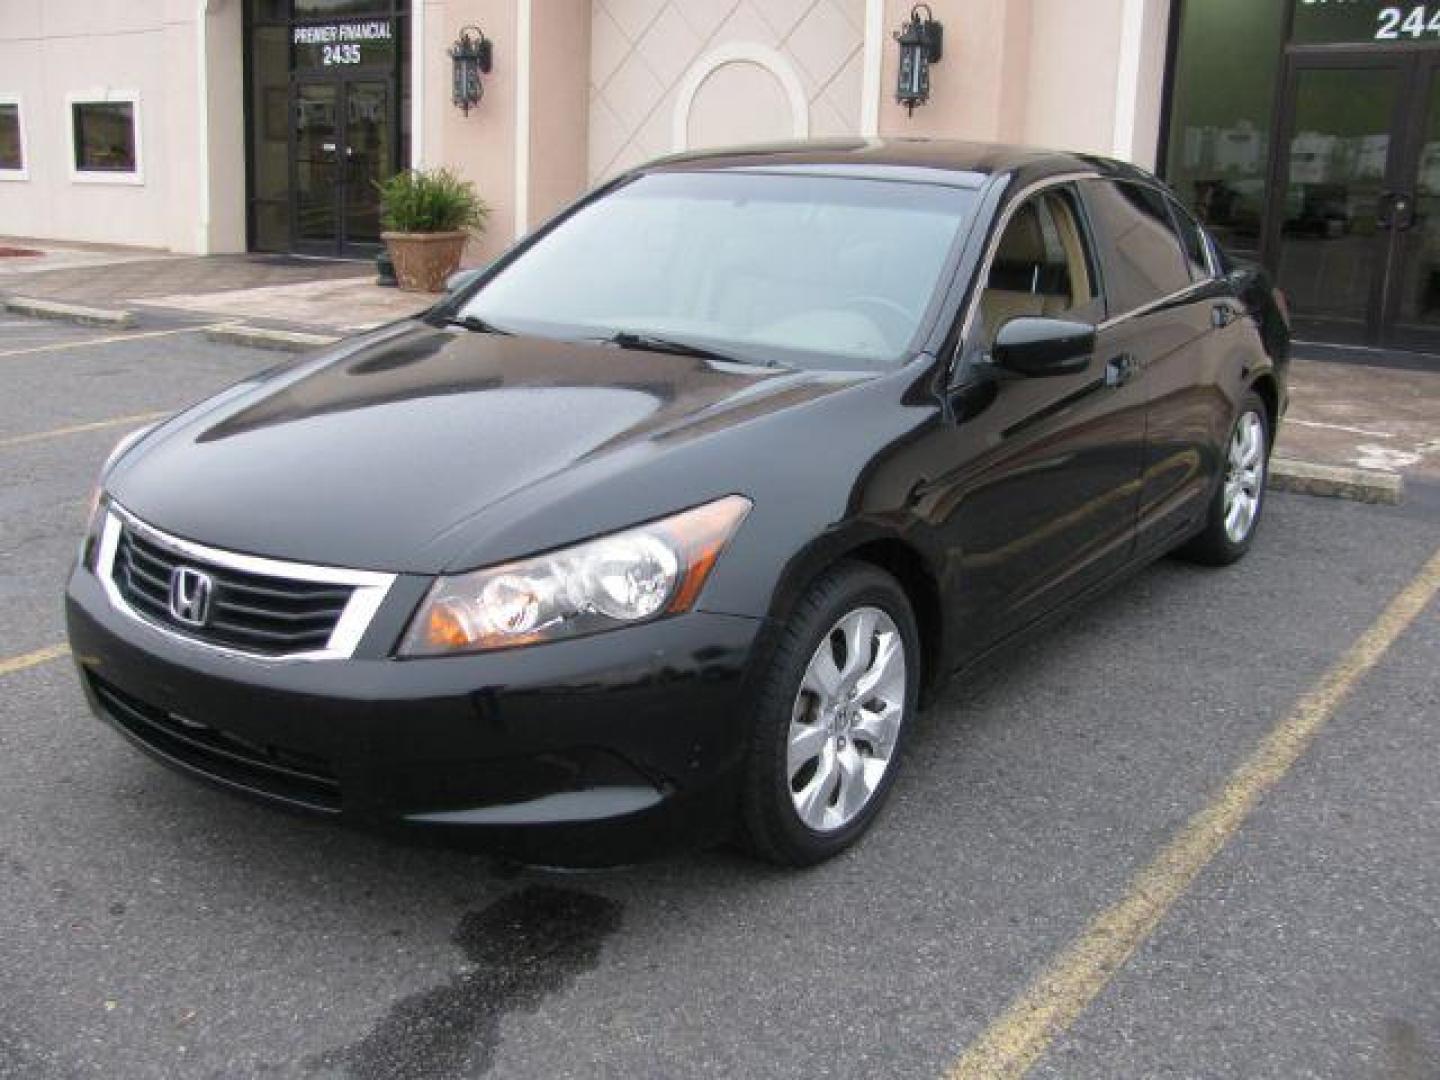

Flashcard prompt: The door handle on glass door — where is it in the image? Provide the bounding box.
[1378,191,1415,231]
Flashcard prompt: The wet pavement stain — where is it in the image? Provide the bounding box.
[309,886,622,1080]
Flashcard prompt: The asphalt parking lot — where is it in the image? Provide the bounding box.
[2,314,1437,1080]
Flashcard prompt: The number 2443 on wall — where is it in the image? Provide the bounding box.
[1376,5,1440,38]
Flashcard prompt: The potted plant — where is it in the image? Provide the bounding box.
[377,168,489,293]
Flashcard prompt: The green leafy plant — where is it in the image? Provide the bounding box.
[377,168,489,234]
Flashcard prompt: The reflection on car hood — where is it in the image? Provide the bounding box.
[107,321,858,573]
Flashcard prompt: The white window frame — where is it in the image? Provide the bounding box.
[0,94,27,181]
[67,90,144,185]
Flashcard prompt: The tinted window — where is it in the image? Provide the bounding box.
[464,172,978,370]
[72,102,136,173]
[1082,180,1193,313]
[979,187,1102,342]
[1162,0,1285,258]
[1168,198,1212,280]
[0,105,20,170]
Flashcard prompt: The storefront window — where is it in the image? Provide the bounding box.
[1163,0,1287,257]
[72,101,137,173]
[249,24,290,250]
[0,104,21,171]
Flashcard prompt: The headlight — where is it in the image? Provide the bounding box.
[81,421,160,571]
[399,495,752,656]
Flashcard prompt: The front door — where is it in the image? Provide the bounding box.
[1267,49,1440,350]
[937,184,1145,659]
[291,77,392,257]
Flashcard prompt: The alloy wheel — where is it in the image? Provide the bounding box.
[787,606,907,833]
[1223,411,1266,544]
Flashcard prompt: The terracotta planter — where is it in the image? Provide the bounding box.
[381,231,469,293]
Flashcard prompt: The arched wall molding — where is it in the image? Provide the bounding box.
[670,43,810,152]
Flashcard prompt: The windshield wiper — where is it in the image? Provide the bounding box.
[444,314,513,335]
[605,330,778,367]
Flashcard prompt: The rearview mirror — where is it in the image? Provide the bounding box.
[990,317,1096,377]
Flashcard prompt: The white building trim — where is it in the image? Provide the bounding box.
[411,0,425,167]
[196,1,212,251]
[66,89,145,186]
[0,93,29,182]
[860,0,884,138]
[1111,0,1146,161]
[514,0,533,237]
[671,43,809,152]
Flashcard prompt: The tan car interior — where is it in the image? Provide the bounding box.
[979,191,1094,342]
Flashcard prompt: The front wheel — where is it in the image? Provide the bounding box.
[1176,390,1270,566]
[739,563,919,866]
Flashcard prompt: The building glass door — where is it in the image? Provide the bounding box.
[293,81,339,249]
[244,0,409,257]
[1266,49,1440,350]
[1389,60,1440,348]
[290,77,391,255]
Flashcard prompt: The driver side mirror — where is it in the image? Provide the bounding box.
[990,317,1095,377]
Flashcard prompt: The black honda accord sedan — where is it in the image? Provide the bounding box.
[66,140,1288,866]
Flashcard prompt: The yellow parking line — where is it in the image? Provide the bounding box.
[0,411,168,451]
[0,643,70,678]
[0,322,233,360]
[947,545,1440,1080]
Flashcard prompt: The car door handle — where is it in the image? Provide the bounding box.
[1105,353,1138,388]
[1212,303,1238,329]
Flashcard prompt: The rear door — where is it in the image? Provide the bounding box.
[1077,179,1222,555]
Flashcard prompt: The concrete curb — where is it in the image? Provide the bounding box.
[205,324,339,353]
[1270,457,1404,505]
[4,295,135,328]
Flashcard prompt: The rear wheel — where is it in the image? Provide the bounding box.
[739,563,918,866]
[1177,390,1270,566]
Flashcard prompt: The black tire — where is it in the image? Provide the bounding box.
[1176,389,1271,566]
[738,561,920,867]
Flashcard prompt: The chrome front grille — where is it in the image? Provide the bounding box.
[98,505,395,660]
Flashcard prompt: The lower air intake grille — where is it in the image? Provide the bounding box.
[89,674,341,811]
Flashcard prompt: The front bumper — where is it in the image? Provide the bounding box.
[65,562,764,858]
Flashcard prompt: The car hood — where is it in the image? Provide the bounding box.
[108,321,862,573]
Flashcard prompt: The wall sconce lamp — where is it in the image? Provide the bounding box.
[450,26,493,115]
[895,4,944,116]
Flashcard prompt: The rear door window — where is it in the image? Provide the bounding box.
[1167,197,1214,281]
[1081,180,1194,314]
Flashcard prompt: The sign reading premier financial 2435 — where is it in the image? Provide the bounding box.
[292,20,395,68]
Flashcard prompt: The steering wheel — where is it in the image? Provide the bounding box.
[840,295,914,345]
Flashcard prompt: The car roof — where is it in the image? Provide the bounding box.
[639,138,1157,191]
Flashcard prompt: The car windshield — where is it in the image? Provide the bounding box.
[459,171,979,370]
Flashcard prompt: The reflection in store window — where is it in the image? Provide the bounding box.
[1163,0,1286,257]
